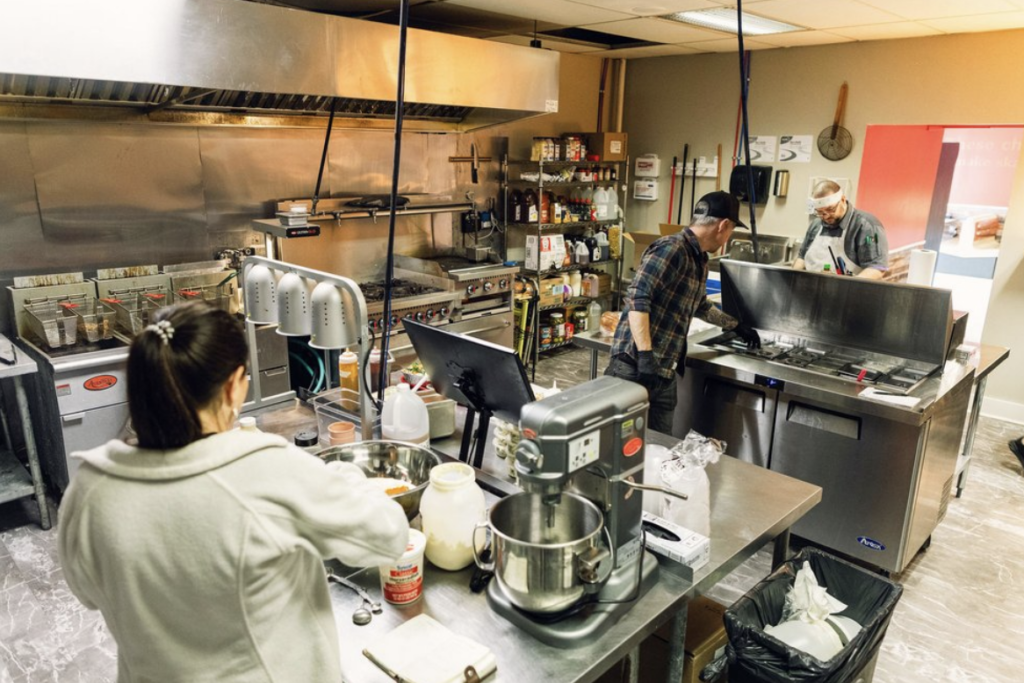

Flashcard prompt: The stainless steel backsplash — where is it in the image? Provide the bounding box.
[0,120,477,336]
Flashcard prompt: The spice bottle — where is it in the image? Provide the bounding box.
[419,463,486,571]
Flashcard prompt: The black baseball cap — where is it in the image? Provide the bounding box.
[692,191,748,229]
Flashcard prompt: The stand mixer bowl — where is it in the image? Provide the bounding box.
[477,492,608,614]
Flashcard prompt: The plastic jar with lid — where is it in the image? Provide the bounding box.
[549,312,565,342]
[293,430,320,454]
[573,308,589,332]
[569,270,582,297]
[238,416,258,432]
[419,462,486,570]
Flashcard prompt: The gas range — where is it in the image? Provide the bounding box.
[359,271,460,334]
[705,331,939,394]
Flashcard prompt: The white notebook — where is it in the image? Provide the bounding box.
[363,614,497,683]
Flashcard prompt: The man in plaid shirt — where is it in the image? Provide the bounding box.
[606,191,760,433]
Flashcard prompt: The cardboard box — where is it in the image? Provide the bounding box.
[537,277,565,308]
[623,231,661,276]
[526,234,566,271]
[652,596,729,683]
[581,132,628,162]
[596,272,612,296]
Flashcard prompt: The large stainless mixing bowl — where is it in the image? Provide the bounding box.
[318,441,441,521]
[474,492,613,614]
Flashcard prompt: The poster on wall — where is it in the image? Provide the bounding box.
[747,136,776,162]
[780,135,813,162]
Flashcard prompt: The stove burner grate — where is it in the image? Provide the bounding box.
[358,279,443,303]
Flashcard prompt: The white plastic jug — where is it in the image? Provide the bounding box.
[381,384,430,445]
[593,187,610,219]
[587,301,602,331]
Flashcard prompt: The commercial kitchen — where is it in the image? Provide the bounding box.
[1,1,1023,682]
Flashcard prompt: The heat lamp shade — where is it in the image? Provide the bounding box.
[309,282,356,349]
[276,272,312,336]
[244,265,278,324]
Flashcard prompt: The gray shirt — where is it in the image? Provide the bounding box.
[798,203,889,271]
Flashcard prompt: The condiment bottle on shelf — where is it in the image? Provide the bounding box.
[524,189,539,223]
[510,189,523,223]
[581,186,595,220]
[596,231,610,261]
[338,348,359,394]
[540,191,551,224]
[381,384,429,445]
[420,462,485,570]
[575,240,590,266]
[593,186,610,220]
[560,273,571,301]
[569,270,582,297]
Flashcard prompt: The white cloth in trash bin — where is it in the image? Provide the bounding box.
[764,561,862,661]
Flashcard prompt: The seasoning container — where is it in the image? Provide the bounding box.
[419,463,485,570]
[549,312,565,343]
[565,321,575,341]
[379,528,426,605]
[294,430,320,454]
[239,416,258,432]
[573,309,589,332]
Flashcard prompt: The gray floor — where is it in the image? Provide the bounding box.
[1,345,1021,682]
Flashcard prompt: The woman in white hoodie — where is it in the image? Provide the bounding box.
[58,301,410,683]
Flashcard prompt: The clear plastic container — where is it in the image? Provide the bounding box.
[381,384,429,445]
[420,462,485,571]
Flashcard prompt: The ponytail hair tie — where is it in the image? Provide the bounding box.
[146,320,175,346]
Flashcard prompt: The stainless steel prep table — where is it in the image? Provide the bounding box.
[328,426,821,683]
[0,334,51,529]
[572,328,613,380]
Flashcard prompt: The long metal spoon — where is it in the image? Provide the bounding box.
[352,600,373,626]
[326,568,383,614]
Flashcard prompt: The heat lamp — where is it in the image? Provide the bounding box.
[243,264,277,324]
[309,282,356,350]
[275,272,312,336]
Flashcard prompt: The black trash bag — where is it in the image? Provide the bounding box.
[725,547,903,683]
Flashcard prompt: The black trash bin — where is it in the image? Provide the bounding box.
[725,547,903,683]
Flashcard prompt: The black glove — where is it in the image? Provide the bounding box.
[732,323,761,349]
[636,350,660,385]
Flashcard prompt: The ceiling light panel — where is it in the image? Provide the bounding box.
[923,10,1024,32]
[662,7,804,34]
[585,16,725,42]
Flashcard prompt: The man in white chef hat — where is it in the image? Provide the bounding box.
[792,179,888,279]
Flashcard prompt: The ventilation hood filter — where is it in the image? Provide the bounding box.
[0,0,559,131]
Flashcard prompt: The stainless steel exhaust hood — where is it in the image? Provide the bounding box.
[0,0,559,131]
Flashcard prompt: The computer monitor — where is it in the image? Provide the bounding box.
[402,319,535,466]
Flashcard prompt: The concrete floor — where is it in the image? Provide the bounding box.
[1,345,1021,682]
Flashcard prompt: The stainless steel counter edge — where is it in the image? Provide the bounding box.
[686,329,976,426]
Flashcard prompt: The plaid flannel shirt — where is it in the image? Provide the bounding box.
[611,228,734,379]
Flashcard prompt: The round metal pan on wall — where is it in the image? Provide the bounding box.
[818,82,853,161]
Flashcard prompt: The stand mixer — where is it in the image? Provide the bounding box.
[482,376,663,647]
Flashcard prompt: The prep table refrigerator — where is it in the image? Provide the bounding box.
[676,262,975,574]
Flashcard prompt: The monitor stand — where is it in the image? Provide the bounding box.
[453,369,491,469]
[485,550,659,648]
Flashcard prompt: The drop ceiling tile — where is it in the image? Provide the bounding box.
[856,0,1018,21]
[679,37,777,52]
[582,16,727,42]
[829,21,944,41]
[488,34,604,53]
[755,30,855,47]
[922,11,1024,32]
[566,0,717,16]
[445,0,632,26]
[746,0,903,30]
[589,43,704,58]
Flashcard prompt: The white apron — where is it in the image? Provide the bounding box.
[803,229,862,275]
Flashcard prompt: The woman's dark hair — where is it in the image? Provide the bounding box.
[127,301,248,449]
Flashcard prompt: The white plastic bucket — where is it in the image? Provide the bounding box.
[379,528,426,605]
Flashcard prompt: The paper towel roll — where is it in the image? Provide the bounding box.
[907,249,937,286]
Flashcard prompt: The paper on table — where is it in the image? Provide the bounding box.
[363,614,497,683]
[859,387,921,409]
